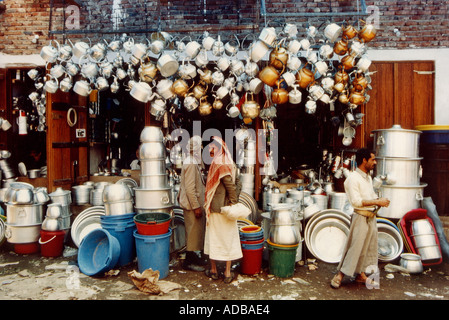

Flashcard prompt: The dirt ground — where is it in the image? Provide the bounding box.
[1,239,449,305]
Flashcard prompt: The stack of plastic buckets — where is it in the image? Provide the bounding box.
[100,213,136,267]
[133,212,172,279]
[239,225,264,275]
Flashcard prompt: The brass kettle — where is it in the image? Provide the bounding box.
[342,24,358,40]
[259,59,285,87]
[198,96,213,116]
[192,80,208,100]
[352,72,369,89]
[172,78,193,97]
[333,36,349,56]
[212,96,224,110]
[334,66,349,84]
[296,63,315,89]
[358,20,377,43]
[241,92,260,119]
[341,54,357,70]
[349,84,366,105]
[271,79,289,105]
[269,39,289,70]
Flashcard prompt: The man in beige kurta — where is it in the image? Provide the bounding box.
[330,148,390,289]
[178,136,207,271]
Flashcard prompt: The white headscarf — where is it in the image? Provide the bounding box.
[183,135,202,165]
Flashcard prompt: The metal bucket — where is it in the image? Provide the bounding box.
[134,187,173,210]
[6,203,44,225]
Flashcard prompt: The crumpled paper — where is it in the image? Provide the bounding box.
[128,269,182,295]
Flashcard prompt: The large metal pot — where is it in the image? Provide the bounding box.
[371,125,421,158]
[102,184,133,203]
[139,174,168,189]
[71,185,93,205]
[375,157,422,185]
[140,126,164,142]
[139,141,166,160]
[140,159,167,175]
[6,203,44,225]
[377,184,427,219]
[270,204,297,225]
[104,200,134,216]
[269,225,300,245]
[5,223,41,244]
[134,187,173,210]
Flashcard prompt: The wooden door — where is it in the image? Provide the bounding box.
[352,61,435,149]
[46,90,89,192]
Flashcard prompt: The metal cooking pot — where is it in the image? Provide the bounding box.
[140,159,167,175]
[269,224,300,245]
[140,126,164,142]
[5,186,34,204]
[33,187,50,204]
[49,187,72,205]
[371,125,421,158]
[375,157,422,185]
[102,184,133,203]
[104,200,134,216]
[270,204,297,225]
[134,187,173,209]
[139,141,166,160]
[71,185,93,205]
[5,223,41,244]
[28,169,41,179]
[6,203,44,225]
[41,216,62,231]
[46,203,63,219]
[411,219,434,235]
[377,184,427,219]
[399,253,423,274]
[139,174,168,189]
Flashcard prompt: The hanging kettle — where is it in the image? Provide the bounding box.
[259,59,285,87]
[296,63,315,89]
[241,92,260,119]
[198,96,213,116]
[271,79,289,105]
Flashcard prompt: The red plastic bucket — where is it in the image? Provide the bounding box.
[241,246,263,275]
[39,230,66,257]
[134,213,172,236]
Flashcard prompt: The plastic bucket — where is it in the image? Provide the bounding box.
[239,225,264,241]
[133,228,172,279]
[241,246,264,275]
[101,212,135,223]
[39,229,66,257]
[101,221,136,267]
[267,239,298,278]
[134,212,172,236]
[78,229,121,276]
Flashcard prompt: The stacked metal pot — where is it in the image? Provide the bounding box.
[4,183,46,251]
[134,126,173,214]
[269,203,301,246]
[102,183,134,215]
[373,124,427,220]
[48,187,73,238]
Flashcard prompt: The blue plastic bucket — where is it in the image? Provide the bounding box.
[241,241,264,250]
[101,221,136,267]
[78,229,121,276]
[101,213,135,222]
[133,228,172,279]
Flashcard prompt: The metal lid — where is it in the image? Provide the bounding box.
[372,124,422,134]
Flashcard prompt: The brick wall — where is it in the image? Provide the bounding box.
[0,0,448,55]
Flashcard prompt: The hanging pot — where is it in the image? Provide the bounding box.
[89,42,107,62]
[296,63,314,89]
[352,72,369,89]
[40,40,60,63]
[349,84,366,105]
[198,96,213,116]
[150,97,167,121]
[72,39,90,59]
[138,59,158,82]
[212,35,225,56]
[157,53,179,77]
[230,59,245,77]
[192,81,208,100]
[244,57,259,78]
[342,24,358,40]
[271,79,289,105]
[49,63,65,79]
[241,92,260,119]
[43,75,59,94]
[184,93,199,112]
[122,37,135,53]
[73,79,92,97]
[259,59,285,87]
[259,27,277,46]
[210,68,224,86]
[198,68,213,84]
[130,81,154,103]
[250,40,269,63]
[324,23,343,43]
[58,41,73,61]
[358,20,377,43]
[156,79,175,100]
[288,84,302,104]
[334,66,349,84]
[269,39,289,70]
[216,56,230,72]
[333,36,349,56]
[185,40,201,59]
[172,78,193,97]
[212,96,224,110]
[341,54,357,70]
[59,75,73,93]
[178,59,197,80]
[195,49,209,68]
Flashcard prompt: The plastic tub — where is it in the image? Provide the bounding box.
[78,229,121,276]
[14,242,40,255]
[101,221,136,267]
[241,246,264,275]
[133,228,172,279]
[134,212,172,236]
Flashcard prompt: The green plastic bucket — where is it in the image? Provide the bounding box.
[267,239,298,278]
